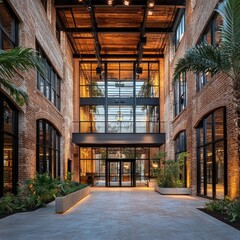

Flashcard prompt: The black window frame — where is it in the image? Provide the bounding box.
[0,0,18,50]
[36,44,61,111]
[0,94,18,197]
[195,14,222,92]
[36,119,60,178]
[175,10,185,49]
[174,131,187,187]
[196,108,227,199]
[174,72,187,117]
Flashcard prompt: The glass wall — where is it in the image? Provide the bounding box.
[0,95,18,197]
[79,61,160,133]
[197,108,226,199]
[36,120,60,178]
[79,147,160,186]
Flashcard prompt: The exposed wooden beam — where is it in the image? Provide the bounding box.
[55,0,185,8]
[65,27,173,34]
[73,54,164,59]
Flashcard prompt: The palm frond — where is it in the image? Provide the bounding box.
[0,77,28,106]
[0,47,43,80]
[216,0,240,56]
[173,44,228,79]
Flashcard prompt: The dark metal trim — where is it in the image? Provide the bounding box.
[73,54,164,59]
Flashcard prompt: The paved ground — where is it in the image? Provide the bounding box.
[0,187,239,240]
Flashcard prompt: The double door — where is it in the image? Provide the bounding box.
[106,160,135,187]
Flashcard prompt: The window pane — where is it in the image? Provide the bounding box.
[4,101,13,134]
[215,141,224,199]
[215,108,224,140]
[206,115,212,143]
[206,144,213,198]
[199,147,204,195]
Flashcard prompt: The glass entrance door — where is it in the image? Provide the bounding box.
[106,160,135,187]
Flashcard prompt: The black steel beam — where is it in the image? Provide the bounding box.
[73,53,164,59]
[88,1,102,66]
[65,27,173,34]
[55,0,185,8]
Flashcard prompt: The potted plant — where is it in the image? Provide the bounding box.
[155,152,191,195]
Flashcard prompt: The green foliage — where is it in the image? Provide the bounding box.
[174,0,240,81]
[205,197,240,222]
[156,152,187,188]
[0,173,87,217]
[0,47,43,105]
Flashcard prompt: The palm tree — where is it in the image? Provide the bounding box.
[174,0,240,174]
[0,47,43,105]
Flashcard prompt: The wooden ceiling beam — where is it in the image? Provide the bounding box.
[55,0,185,8]
[65,27,173,34]
[73,53,164,59]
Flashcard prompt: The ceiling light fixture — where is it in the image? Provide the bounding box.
[96,66,103,74]
[108,0,114,6]
[77,0,83,3]
[148,0,155,8]
[148,9,153,16]
[123,0,130,6]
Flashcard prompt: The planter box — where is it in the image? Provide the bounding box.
[55,186,90,213]
[155,186,191,195]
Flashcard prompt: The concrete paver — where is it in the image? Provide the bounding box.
[0,187,239,240]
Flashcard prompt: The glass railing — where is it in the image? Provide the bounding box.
[73,121,163,133]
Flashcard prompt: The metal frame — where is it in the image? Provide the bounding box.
[196,107,228,199]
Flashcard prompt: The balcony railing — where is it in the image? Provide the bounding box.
[73,121,165,133]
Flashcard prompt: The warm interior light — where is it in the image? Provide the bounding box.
[108,0,114,6]
[148,9,153,16]
[123,0,130,6]
[77,0,83,2]
[148,0,155,8]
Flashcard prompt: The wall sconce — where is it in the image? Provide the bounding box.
[148,0,155,8]
[148,9,153,16]
[123,0,130,6]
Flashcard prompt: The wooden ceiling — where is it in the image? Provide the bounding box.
[55,0,185,65]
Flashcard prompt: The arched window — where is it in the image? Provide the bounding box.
[197,108,227,199]
[36,120,60,178]
[174,131,187,186]
[0,94,18,197]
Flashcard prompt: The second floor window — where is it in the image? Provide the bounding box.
[0,1,18,50]
[37,45,61,110]
[175,12,185,48]
[174,72,187,116]
[196,14,222,92]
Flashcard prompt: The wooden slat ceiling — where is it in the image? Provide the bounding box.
[55,0,185,63]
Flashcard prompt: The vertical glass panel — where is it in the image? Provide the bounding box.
[136,63,148,97]
[119,62,133,98]
[109,161,120,186]
[0,3,16,43]
[3,134,13,194]
[80,148,92,159]
[121,161,132,186]
[107,62,119,98]
[206,144,213,197]
[206,115,212,143]
[215,108,224,140]
[149,70,159,97]
[199,147,204,195]
[215,141,224,199]
[107,106,133,133]
[38,146,45,174]
[3,101,13,134]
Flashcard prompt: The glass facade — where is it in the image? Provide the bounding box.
[0,95,18,197]
[197,108,226,199]
[79,61,160,134]
[36,120,60,178]
[79,147,160,186]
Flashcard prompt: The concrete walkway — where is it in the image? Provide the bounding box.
[0,188,239,240]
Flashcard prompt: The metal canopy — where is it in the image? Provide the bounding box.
[55,0,185,63]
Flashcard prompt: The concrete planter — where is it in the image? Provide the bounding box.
[155,186,191,195]
[55,186,90,213]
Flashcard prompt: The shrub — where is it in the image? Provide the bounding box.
[204,197,240,222]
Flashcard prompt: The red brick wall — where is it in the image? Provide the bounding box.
[3,0,74,182]
[164,0,239,197]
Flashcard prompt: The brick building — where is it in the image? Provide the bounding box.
[0,0,239,199]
